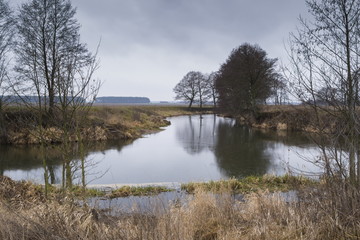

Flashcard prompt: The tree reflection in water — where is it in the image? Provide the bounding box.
[0,140,131,184]
[214,122,271,177]
[175,115,271,177]
[175,114,218,155]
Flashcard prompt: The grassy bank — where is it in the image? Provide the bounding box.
[2,104,336,144]
[182,175,316,194]
[227,104,339,133]
[0,175,359,239]
[2,105,214,144]
[88,105,214,139]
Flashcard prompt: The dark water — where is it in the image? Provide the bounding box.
[0,115,321,185]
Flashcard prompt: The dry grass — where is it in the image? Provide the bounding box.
[243,104,340,132]
[0,176,359,239]
[182,175,316,194]
[88,105,214,139]
[0,176,45,209]
[3,105,214,144]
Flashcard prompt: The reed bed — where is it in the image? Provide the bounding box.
[0,176,359,239]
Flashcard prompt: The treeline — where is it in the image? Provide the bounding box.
[1,96,85,104]
[95,97,150,104]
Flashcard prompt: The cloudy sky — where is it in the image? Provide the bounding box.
[11,0,309,101]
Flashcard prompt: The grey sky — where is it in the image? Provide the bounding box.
[11,0,309,101]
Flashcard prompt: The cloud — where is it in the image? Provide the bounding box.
[11,0,308,101]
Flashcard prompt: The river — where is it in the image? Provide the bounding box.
[0,114,321,185]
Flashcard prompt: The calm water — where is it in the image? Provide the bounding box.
[0,115,321,185]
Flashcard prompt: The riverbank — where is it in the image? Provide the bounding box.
[234,105,337,133]
[2,104,337,144]
[0,175,357,239]
[1,105,214,144]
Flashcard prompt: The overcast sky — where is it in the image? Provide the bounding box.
[11,0,309,101]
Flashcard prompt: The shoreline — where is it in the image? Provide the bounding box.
[1,104,332,145]
[1,105,214,145]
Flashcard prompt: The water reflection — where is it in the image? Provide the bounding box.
[0,145,62,183]
[174,115,320,178]
[175,115,217,154]
[175,115,272,177]
[0,140,132,184]
[0,115,320,184]
[214,123,270,177]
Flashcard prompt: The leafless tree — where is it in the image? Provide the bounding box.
[57,44,101,189]
[0,0,13,140]
[14,0,101,190]
[14,0,94,118]
[286,0,360,184]
[204,72,219,107]
[174,71,202,108]
[272,75,288,105]
[195,72,208,109]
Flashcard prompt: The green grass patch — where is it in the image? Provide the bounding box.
[108,185,173,198]
[69,186,106,197]
[39,184,106,198]
[181,175,317,194]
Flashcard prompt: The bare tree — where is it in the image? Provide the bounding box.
[286,0,360,184]
[174,71,202,108]
[15,0,92,118]
[0,0,13,141]
[195,72,208,109]
[205,72,219,107]
[14,0,101,190]
[57,45,101,189]
[272,75,288,105]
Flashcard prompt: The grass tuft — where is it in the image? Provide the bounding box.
[181,175,317,194]
[108,185,173,198]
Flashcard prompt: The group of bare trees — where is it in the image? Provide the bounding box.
[14,0,100,118]
[173,71,218,109]
[0,0,101,192]
[0,0,100,119]
[287,0,360,185]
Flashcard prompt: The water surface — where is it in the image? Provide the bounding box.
[0,115,321,184]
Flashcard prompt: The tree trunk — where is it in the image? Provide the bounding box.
[48,87,55,117]
[344,8,357,184]
[65,161,72,188]
[0,100,5,141]
[357,148,360,186]
[188,99,193,108]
